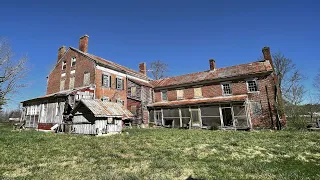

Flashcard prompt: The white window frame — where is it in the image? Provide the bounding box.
[102,73,111,88]
[221,82,232,96]
[71,57,76,67]
[246,78,259,93]
[161,91,168,101]
[62,60,67,70]
[116,77,123,90]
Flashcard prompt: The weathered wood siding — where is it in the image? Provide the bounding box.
[72,124,96,134]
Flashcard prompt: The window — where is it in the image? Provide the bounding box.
[161,91,168,101]
[131,106,137,115]
[222,83,232,95]
[177,89,184,99]
[116,77,124,90]
[69,76,75,89]
[83,72,90,86]
[101,96,110,101]
[102,74,111,88]
[60,79,65,91]
[131,87,137,97]
[194,87,202,98]
[247,80,258,92]
[71,57,76,67]
[62,61,66,70]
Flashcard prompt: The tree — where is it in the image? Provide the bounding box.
[314,70,320,96]
[149,60,168,80]
[0,37,28,110]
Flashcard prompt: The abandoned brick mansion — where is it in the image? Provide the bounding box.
[21,35,285,134]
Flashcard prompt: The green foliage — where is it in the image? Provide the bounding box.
[286,116,309,130]
[1,123,320,179]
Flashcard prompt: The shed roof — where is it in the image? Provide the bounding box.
[73,99,134,119]
[150,61,273,88]
[150,95,248,107]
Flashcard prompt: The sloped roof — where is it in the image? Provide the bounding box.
[69,47,148,80]
[151,61,273,88]
[150,95,248,107]
[128,78,154,88]
[73,99,133,119]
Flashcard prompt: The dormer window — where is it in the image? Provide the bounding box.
[71,57,76,67]
[62,61,66,70]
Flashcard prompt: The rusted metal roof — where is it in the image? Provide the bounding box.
[150,95,248,107]
[151,61,273,88]
[75,99,134,119]
[70,47,149,80]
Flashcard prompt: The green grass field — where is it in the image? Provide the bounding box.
[0,123,320,180]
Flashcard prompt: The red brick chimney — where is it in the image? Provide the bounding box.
[262,46,274,69]
[79,35,89,53]
[209,59,216,71]
[139,62,147,75]
[57,46,66,62]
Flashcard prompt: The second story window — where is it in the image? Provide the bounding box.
[177,89,184,100]
[247,80,259,92]
[69,76,75,89]
[71,57,76,67]
[116,77,124,90]
[194,87,202,98]
[161,91,168,101]
[60,79,65,91]
[62,60,66,70]
[83,72,90,86]
[131,87,137,97]
[222,83,232,95]
[102,74,111,88]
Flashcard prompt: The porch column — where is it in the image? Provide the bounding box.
[179,108,182,127]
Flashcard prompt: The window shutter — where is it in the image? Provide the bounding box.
[101,74,104,86]
[109,75,112,88]
[122,79,124,90]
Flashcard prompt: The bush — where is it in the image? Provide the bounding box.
[286,116,308,130]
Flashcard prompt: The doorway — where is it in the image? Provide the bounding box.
[190,109,200,127]
[222,108,233,126]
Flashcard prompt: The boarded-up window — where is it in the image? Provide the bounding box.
[69,77,75,89]
[177,89,184,99]
[131,87,136,97]
[60,79,65,91]
[131,105,137,115]
[194,87,202,98]
[83,72,90,86]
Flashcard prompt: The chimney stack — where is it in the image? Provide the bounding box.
[209,59,216,71]
[79,35,89,53]
[139,62,147,76]
[262,46,272,61]
[58,46,66,62]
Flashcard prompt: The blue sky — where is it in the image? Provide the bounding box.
[1,0,319,110]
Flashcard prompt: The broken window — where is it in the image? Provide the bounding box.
[177,89,184,100]
[161,91,168,101]
[247,80,258,92]
[194,87,202,98]
[83,72,90,86]
[71,57,76,67]
[131,87,137,97]
[116,77,124,90]
[69,76,75,89]
[200,106,221,128]
[60,79,65,91]
[102,74,111,88]
[222,83,232,95]
[62,60,67,70]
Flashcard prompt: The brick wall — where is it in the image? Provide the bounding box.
[46,49,95,95]
[94,69,127,107]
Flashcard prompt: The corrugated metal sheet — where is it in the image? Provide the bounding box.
[151,61,273,88]
[150,95,248,107]
[79,99,134,118]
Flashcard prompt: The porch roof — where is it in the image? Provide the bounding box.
[72,99,134,119]
[150,95,248,107]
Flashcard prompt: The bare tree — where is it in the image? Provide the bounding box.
[314,70,320,95]
[149,60,168,80]
[0,37,28,110]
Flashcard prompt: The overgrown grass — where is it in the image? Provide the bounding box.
[1,123,320,179]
